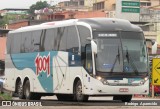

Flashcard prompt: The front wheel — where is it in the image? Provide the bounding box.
[113,95,132,102]
[74,80,89,102]
[56,94,74,101]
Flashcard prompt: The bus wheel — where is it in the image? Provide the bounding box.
[24,80,31,100]
[24,80,41,100]
[121,95,132,102]
[17,81,25,99]
[74,80,88,102]
[56,94,74,101]
[113,95,132,102]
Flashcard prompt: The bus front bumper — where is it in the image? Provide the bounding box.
[83,80,149,95]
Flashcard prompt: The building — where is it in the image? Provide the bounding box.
[1,8,29,16]
[58,0,87,11]
[0,29,11,75]
[84,0,97,10]
[93,0,116,11]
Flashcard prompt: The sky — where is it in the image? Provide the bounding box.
[0,0,69,10]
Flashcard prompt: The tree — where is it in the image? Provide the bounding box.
[0,14,17,27]
[28,1,49,15]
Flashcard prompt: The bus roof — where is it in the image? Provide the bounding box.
[78,18,142,32]
[9,18,142,34]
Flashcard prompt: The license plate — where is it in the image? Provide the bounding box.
[119,88,129,92]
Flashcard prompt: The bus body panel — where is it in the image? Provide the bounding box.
[4,18,149,99]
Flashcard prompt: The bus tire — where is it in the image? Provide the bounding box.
[56,94,73,101]
[74,80,88,102]
[121,95,132,102]
[113,95,132,102]
[17,80,25,99]
[24,80,41,100]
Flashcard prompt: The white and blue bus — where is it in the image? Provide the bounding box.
[4,18,149,102]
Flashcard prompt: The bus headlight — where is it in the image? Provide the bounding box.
[96,76,109,85]
[139,76,149,85]
[144,77,148,81]
[96,76,102,81]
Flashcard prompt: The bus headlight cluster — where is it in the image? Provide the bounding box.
[139,76,149,85]
[96,76,109,85]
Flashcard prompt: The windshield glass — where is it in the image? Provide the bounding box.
[94,31,148,74]
[121,32,148,73]
[94,32,123,72]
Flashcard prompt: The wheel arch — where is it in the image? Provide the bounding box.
[73,76,83,93]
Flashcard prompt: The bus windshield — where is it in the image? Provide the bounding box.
[94,31,148,75]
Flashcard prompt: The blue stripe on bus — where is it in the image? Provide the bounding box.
[11,51,58,93]
[68,53,81,66]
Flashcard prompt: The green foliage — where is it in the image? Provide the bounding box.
[0,93,12,100]
[0,14,28,27]
[28,1,49,15]
[0,14,17,27]
[0,19,8,26]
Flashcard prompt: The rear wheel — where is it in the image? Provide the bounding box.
[74,80,89,102]
[17,81,25,99]
[24,80,41,100]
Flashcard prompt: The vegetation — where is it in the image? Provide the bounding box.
[0,14,28,27]
[0,93,12,100]
[28,1,50,15]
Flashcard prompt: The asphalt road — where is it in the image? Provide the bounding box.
[3,89,159,108]
[6,96,160,109]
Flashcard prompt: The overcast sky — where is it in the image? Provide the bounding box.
[0,0,69,10]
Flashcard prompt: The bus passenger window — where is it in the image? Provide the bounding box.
[12,33,21,53]
[44,29,55,51]
[21,32,32,53]
[67,26,79,54]
[32,30,41,52]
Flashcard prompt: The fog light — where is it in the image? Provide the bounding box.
[103,80,109,85]
[140,81,144,85]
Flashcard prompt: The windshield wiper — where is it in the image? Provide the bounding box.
[110,46,120,73]
[125,47,139,75]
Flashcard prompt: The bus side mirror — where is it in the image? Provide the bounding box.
[146,39,155,45]
[146,39,157,54]
[91,40,97,54]
[152,41,157,54]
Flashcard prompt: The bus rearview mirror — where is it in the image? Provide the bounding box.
[146,39,155,45]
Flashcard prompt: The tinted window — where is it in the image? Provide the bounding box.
[7,34,12,54]
[59,27,67,51]
[11,33,21,53]
[54,27,67,51]
[21,32,32,53]
[78,25,91,66]
[32,30,41,52]
[67,26,79,54]
[43,29,55,51]
[78,25,90,47]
